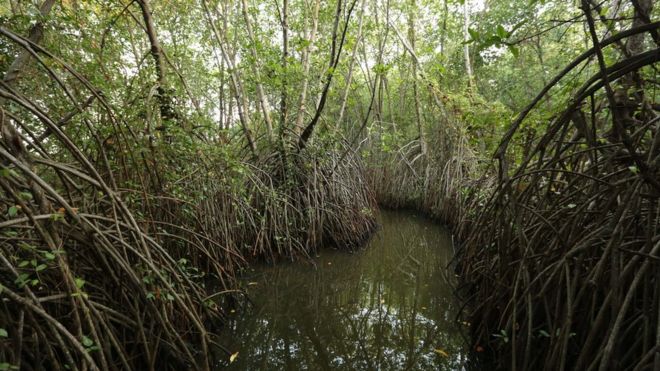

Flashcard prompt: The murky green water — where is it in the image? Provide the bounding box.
[219,210,468,370]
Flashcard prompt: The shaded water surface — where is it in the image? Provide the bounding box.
[219,210,468,370]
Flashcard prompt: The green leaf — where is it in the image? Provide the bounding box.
[74,277,85,289]
[0,168,10,177]
[496,25,508,39]
[7,206,18,217]
[35,264,47,272]
[484,35,502,47]
[468,28,480,42]
[507,45,519,58]
[599,6,609,17]
[15,273,29,288]
[0,328,8,337]
[82,335,94,347]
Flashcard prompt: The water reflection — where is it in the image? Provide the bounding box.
[218,210,468,370]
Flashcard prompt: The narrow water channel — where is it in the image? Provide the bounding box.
[219,210,468,370]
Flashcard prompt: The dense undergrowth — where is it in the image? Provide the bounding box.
[0,27,376,371]
[0,110,376,369]
[367,12,659,371]
[366,110,488,241]
[456,19,660,370]
[1,0,658,370]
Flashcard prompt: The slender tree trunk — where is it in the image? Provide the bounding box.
[298,0,357,150]
[2,2,54,86]
[389,19,449,120]
[219,57,226,131]
[201,0,257,156]
[624,0,653,103]
[136,0,177,122]
[294,0,321,134]
[373,0,382,126]
[333,0,382,166]
[336,0,366,129]
[408,0,426,155]
[1,0,56,162]
[371,0,388,127]
[463,0,474,87]
[440,0,448,57]
[280,0,289,131]
[241,0,274,139]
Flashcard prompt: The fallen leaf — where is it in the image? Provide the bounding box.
[229,352,239,363]
[434,348,449,357]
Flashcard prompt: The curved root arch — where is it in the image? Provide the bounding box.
[459,19,659,371]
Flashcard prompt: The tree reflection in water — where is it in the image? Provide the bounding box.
[218,210,468,370]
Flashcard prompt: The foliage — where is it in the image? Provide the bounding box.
[0,0,657,369]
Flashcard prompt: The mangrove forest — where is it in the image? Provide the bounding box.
[0,0,658,369]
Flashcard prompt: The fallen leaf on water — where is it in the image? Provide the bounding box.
[229,352,239,363]
[434,348,449,357]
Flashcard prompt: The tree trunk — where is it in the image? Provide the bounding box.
[298,0,357,150]
[280,0,289,132]
[293,0,321,134]
[408,0,426,155]
[201,0,257,156]
[241,0,274,139]
[463,0,474,87]
[136,0,177,122]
